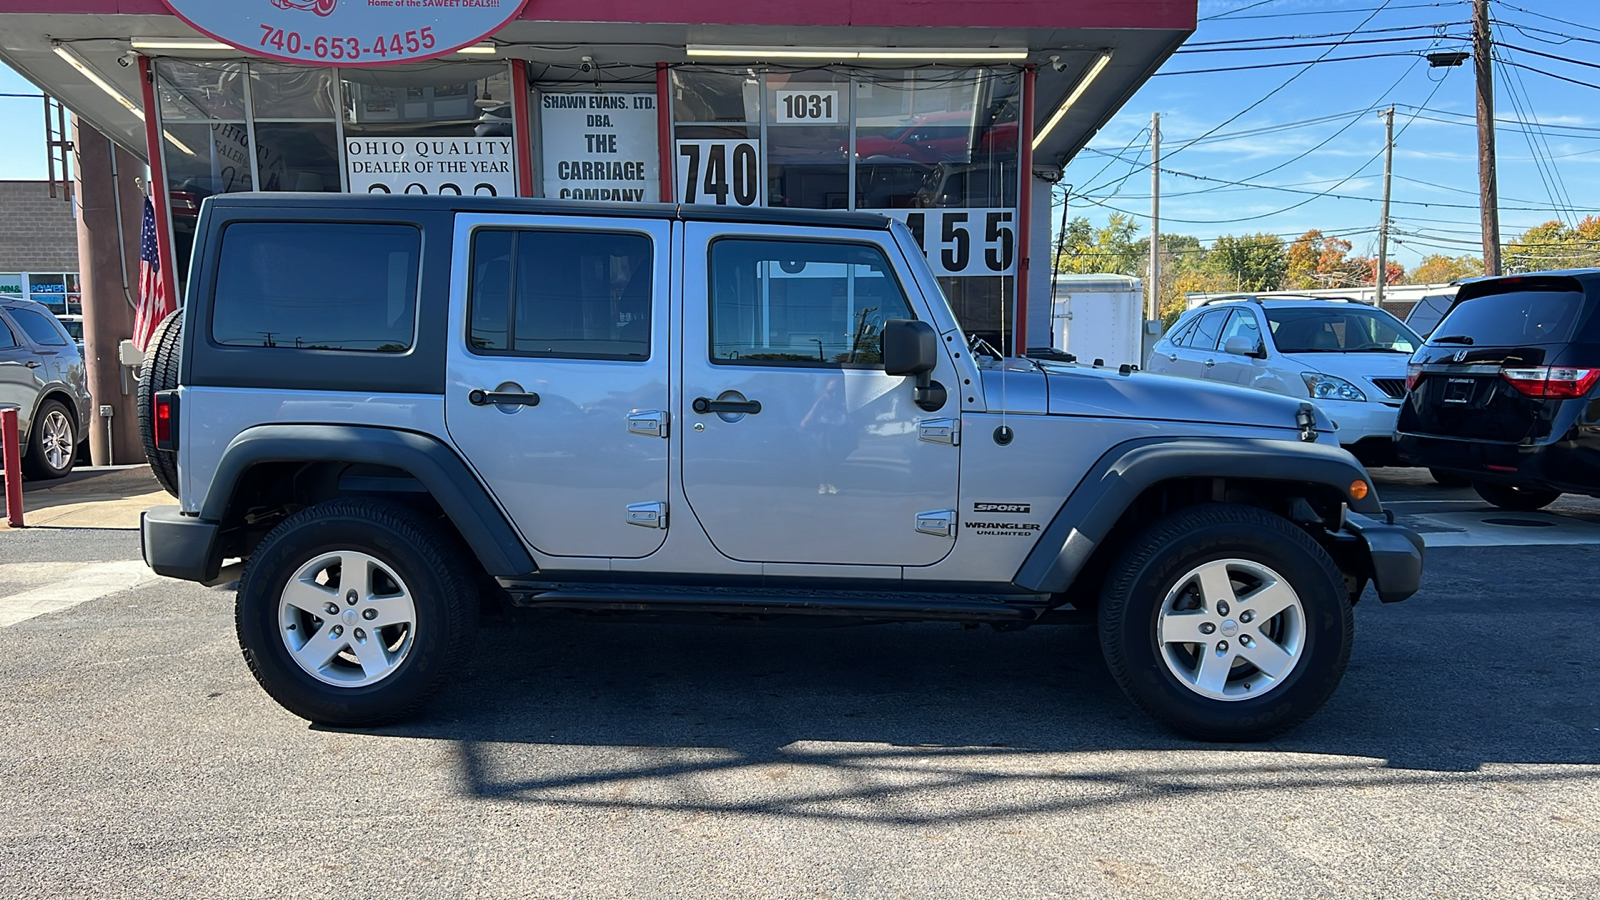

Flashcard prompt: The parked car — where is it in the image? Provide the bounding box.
[0,296,91,478]
[1402,290,1460,338]
[1397,269,1600,510]
[138,193,1421,742]
[1147,297,1422,466]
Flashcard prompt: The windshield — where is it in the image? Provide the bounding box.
[1265,306,1420,354]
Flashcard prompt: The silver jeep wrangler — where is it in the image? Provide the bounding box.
[139,194,1423,741]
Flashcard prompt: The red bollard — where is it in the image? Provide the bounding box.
[1,407,21,527]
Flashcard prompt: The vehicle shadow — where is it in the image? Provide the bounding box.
[340,546,1600,823]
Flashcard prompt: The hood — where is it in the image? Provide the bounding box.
[1278,350,1413,376]
[1035,362,1335,432]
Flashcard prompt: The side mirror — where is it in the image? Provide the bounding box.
[1223,335,1263,358]
[881,319,947,412]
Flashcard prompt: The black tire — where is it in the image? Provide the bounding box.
[1098,503,1353,742]
[21,399,76,480]
[137,310,183,498]
[1473,482,1561,511]
[1429,468,1471,488]
[236,498,478,727]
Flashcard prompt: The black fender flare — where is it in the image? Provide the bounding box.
[201,424,535,577]
[1013,437,1382,594]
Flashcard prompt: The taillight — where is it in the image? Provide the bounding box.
[1406,362,1423,392]
[153,391,176,451]
[1499,366,1600,399]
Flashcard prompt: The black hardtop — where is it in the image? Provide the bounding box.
[201,192,895,231]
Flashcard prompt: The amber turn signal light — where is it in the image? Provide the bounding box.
[1349,480,1369,501]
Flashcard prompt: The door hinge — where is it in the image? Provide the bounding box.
[626,501,668,529]
[628,409,669,438]
[914,509,956,537]
[918,417,960,446]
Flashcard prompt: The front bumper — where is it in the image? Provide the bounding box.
[1319,398,1402,444]
[1340,511,1424,603]
[141,506,222,583]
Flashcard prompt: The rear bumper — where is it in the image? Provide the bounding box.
[1340,511,1424,603]
[1396,430,1600,494]
[140,506,222,583]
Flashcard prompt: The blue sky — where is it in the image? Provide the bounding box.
[0,0,1594,269]
[1060,0,1600,267]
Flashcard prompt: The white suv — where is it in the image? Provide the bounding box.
[1147,297,1422,466]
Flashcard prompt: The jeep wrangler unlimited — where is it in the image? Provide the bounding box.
[139,194,1423,741]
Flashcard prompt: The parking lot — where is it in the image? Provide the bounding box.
[1,469,1597,898]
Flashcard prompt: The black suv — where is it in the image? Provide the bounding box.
[1397,269,1600,510]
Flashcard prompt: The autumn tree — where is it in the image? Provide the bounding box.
[1408,254,1483,284]
[1285,229,1356,288]
[1504,216,1600,272]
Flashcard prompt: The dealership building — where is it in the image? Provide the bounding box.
[0,0,1193,458]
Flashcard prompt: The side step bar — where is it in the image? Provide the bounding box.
[502,584,1051,622]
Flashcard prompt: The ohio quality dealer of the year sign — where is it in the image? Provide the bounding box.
[159,0,531,67]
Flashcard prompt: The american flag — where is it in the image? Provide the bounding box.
[131,196,172,352]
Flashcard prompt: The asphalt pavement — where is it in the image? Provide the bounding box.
[0,474,1596,898]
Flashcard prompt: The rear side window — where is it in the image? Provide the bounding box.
[0,317,17,349]
[1432,289,1585,346]
[212,222,420,351]
[9,307,70,347]
[468,229,653,360]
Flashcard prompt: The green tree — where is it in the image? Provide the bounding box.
[1055,213,1143,275]
[1206,233,1288,292]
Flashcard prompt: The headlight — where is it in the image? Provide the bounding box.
[1301,372,1367,402]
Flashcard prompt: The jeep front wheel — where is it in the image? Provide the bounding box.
[236,498,477,727]
[1098,503,1352,742]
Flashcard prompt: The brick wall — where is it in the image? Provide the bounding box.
[0,181,80,273]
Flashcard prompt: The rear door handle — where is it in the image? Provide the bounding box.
[1167,353,1177,362]
[25,360,41,368]
[693,397,762,415]
[1203,359,1215,368]
[469,389,541,407]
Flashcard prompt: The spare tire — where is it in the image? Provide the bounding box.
[138,310,183,498]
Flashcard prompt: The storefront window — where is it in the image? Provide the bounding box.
[342,63,511,138]
[669,65,1022,349]
[250,64,341,192]
[156,61,255,283]
[765,71,850,210]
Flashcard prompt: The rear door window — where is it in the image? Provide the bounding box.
[1186,309,1228,350]
[212,222,420,351]
[467,228,653,360]
[1432,289,1585,346]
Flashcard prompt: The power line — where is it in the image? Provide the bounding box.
[1496,58,1600,93]
[1494,2,1600,38]
[1155,50,1428,76]
[1196,1,1467,23]
[1173,32,1470,54]
[1182,21,1470,46]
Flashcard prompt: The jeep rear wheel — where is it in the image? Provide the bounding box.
[1098,503,1352,742]
[236,498,477,727]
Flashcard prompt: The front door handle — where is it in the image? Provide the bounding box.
[469,389,541,407]
[693,397,761,415]
[1203,359,1215,368]
[25,360,41,368]
[1167,353,1177,362]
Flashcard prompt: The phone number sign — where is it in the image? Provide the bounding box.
[159,0,530,67]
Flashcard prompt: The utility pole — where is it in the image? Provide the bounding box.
[1376,106,1394,306]
[1475,0,1501,275]
[1149,111,1161,322]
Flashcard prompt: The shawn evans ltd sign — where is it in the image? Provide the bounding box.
[159,0,530,66]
